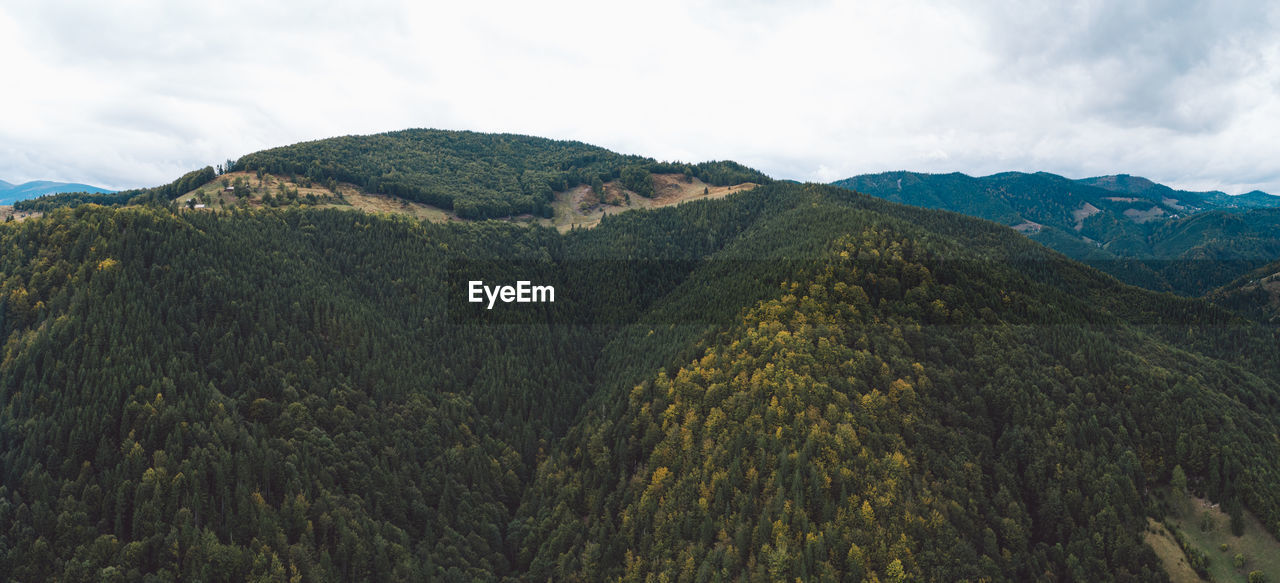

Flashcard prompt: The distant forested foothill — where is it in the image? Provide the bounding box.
[14,166,217,213]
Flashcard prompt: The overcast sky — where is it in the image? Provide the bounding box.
[3,0,1279,193]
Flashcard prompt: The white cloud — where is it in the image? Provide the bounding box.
[2,0,1280,193]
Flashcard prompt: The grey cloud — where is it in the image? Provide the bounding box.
[967,1,1280,133]
[5,1,1280,196]
[10,2,410,65]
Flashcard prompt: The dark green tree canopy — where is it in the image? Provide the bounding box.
[0,158,1278,581]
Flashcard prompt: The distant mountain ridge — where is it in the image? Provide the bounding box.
[832,171,1280,294]
[0,179,113,205]
[835,171,1280,227]
[1079,173,1280,210]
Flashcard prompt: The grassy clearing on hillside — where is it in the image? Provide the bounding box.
[0,206,41,222]
[176,171,755,230]
[543,174,757,231]
[1158,489,1280,582]
[176,171,454,221]
[1145,518,1209,583]
[332,190,451,222]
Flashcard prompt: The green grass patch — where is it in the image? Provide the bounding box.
[1163,489,1280,582]
[1145,518,1210,583]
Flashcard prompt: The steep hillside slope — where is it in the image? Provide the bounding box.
[516,189,1280,581]
[1,166,1278,580]
[1208,258,1280,324]
[0,192,787,581]
[0,208,607,580]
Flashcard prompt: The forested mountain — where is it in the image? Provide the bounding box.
[2,168,1280,582]
[1080,174,1280,210]
[13,130,768,223]
[833,171,1280,294]
[231,129,769,219]
[12,167,217,213]
[1209,257,1280,324]
[0,179,113,205]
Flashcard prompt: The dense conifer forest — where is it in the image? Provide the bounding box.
[1210,257,1280,324]
[2,134,1280,581]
